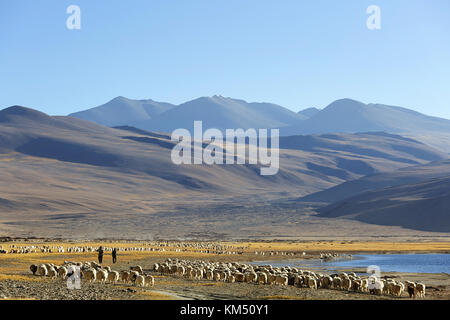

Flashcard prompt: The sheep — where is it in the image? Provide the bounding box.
[119,271,130,283]
[245,272,257,283]
[135,275,145,287]
[129,270,139,282]
[342,277,352,291]
[275,275,288,286]
[294,275,303,287]
[58,266,68,279]
[406,282,416,298]
[257,272,268,285]
[170,265,178,274]
[37,264,48,277]
[361,279,369,293]
[47,267,57,279]
[416,283,425,298]
[320,276,332,289]
[176,266,185,276]
[107,271,120,284]
[307,277,317,289]
[44,263,53,271]
[206,270,214,280]
[391,283,404,297]
[227,275,236,283]
[130,265,143,274]
[234,272,245,282]
[369,276,384,295]
[153,263,159,272]
[145,275,155,287]
[339,272,348,280]
[97,269,108,283]
[84,269,97,283]
[333,276,342,289]
[351,279,362,292]
[267,274,277,285]
[220,271,228,282]
[30,264,38,275]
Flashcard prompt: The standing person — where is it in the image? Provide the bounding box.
[97,246,104,264]
[112,248,117,264]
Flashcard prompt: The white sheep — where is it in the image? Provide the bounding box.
[119,271,130,283]
[416,283,426,298]
[97,269,108,283]
[135,275,145,287]
[107,271,120,284]
[84,269,97,283]
[308,277,317,289]
[58,266,68,279]
[37,264,48,277]
[47,267,57,279]
[257,272,267,285]
[130,265,143,274]
[145,275,154,287]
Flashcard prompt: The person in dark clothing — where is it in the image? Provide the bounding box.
[112,248,117,264]
[97,246,104,264]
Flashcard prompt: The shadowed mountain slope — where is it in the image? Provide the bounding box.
[317,176,450,232]
[0,105,448,236]
[299,159,450,204]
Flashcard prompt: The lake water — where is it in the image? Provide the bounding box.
[251,254,450,274]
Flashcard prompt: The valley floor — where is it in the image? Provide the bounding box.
[0,240,449,300]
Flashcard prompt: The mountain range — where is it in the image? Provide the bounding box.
[1,104,449,238]
[70,96,450,153]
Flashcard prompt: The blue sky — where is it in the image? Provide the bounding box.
[0,0,449,118]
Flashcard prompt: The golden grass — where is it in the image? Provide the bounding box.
[237,241,450,253]
[4,240,450,252]
[0,273,46,282]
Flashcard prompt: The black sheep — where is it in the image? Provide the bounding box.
[29,264,38,275]
[407,285,416,298]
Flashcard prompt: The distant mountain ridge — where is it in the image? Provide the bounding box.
[298,107,321,118]
[283,99,450,135]
[69,96,175,127]
[69,97,450,153]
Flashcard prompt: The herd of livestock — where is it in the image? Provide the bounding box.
[152,258,425,298]
[27,256,426,298]
[0,241,430,299]
[0,242,249,255]
[29,261,155,288]
[0,243,331,258]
